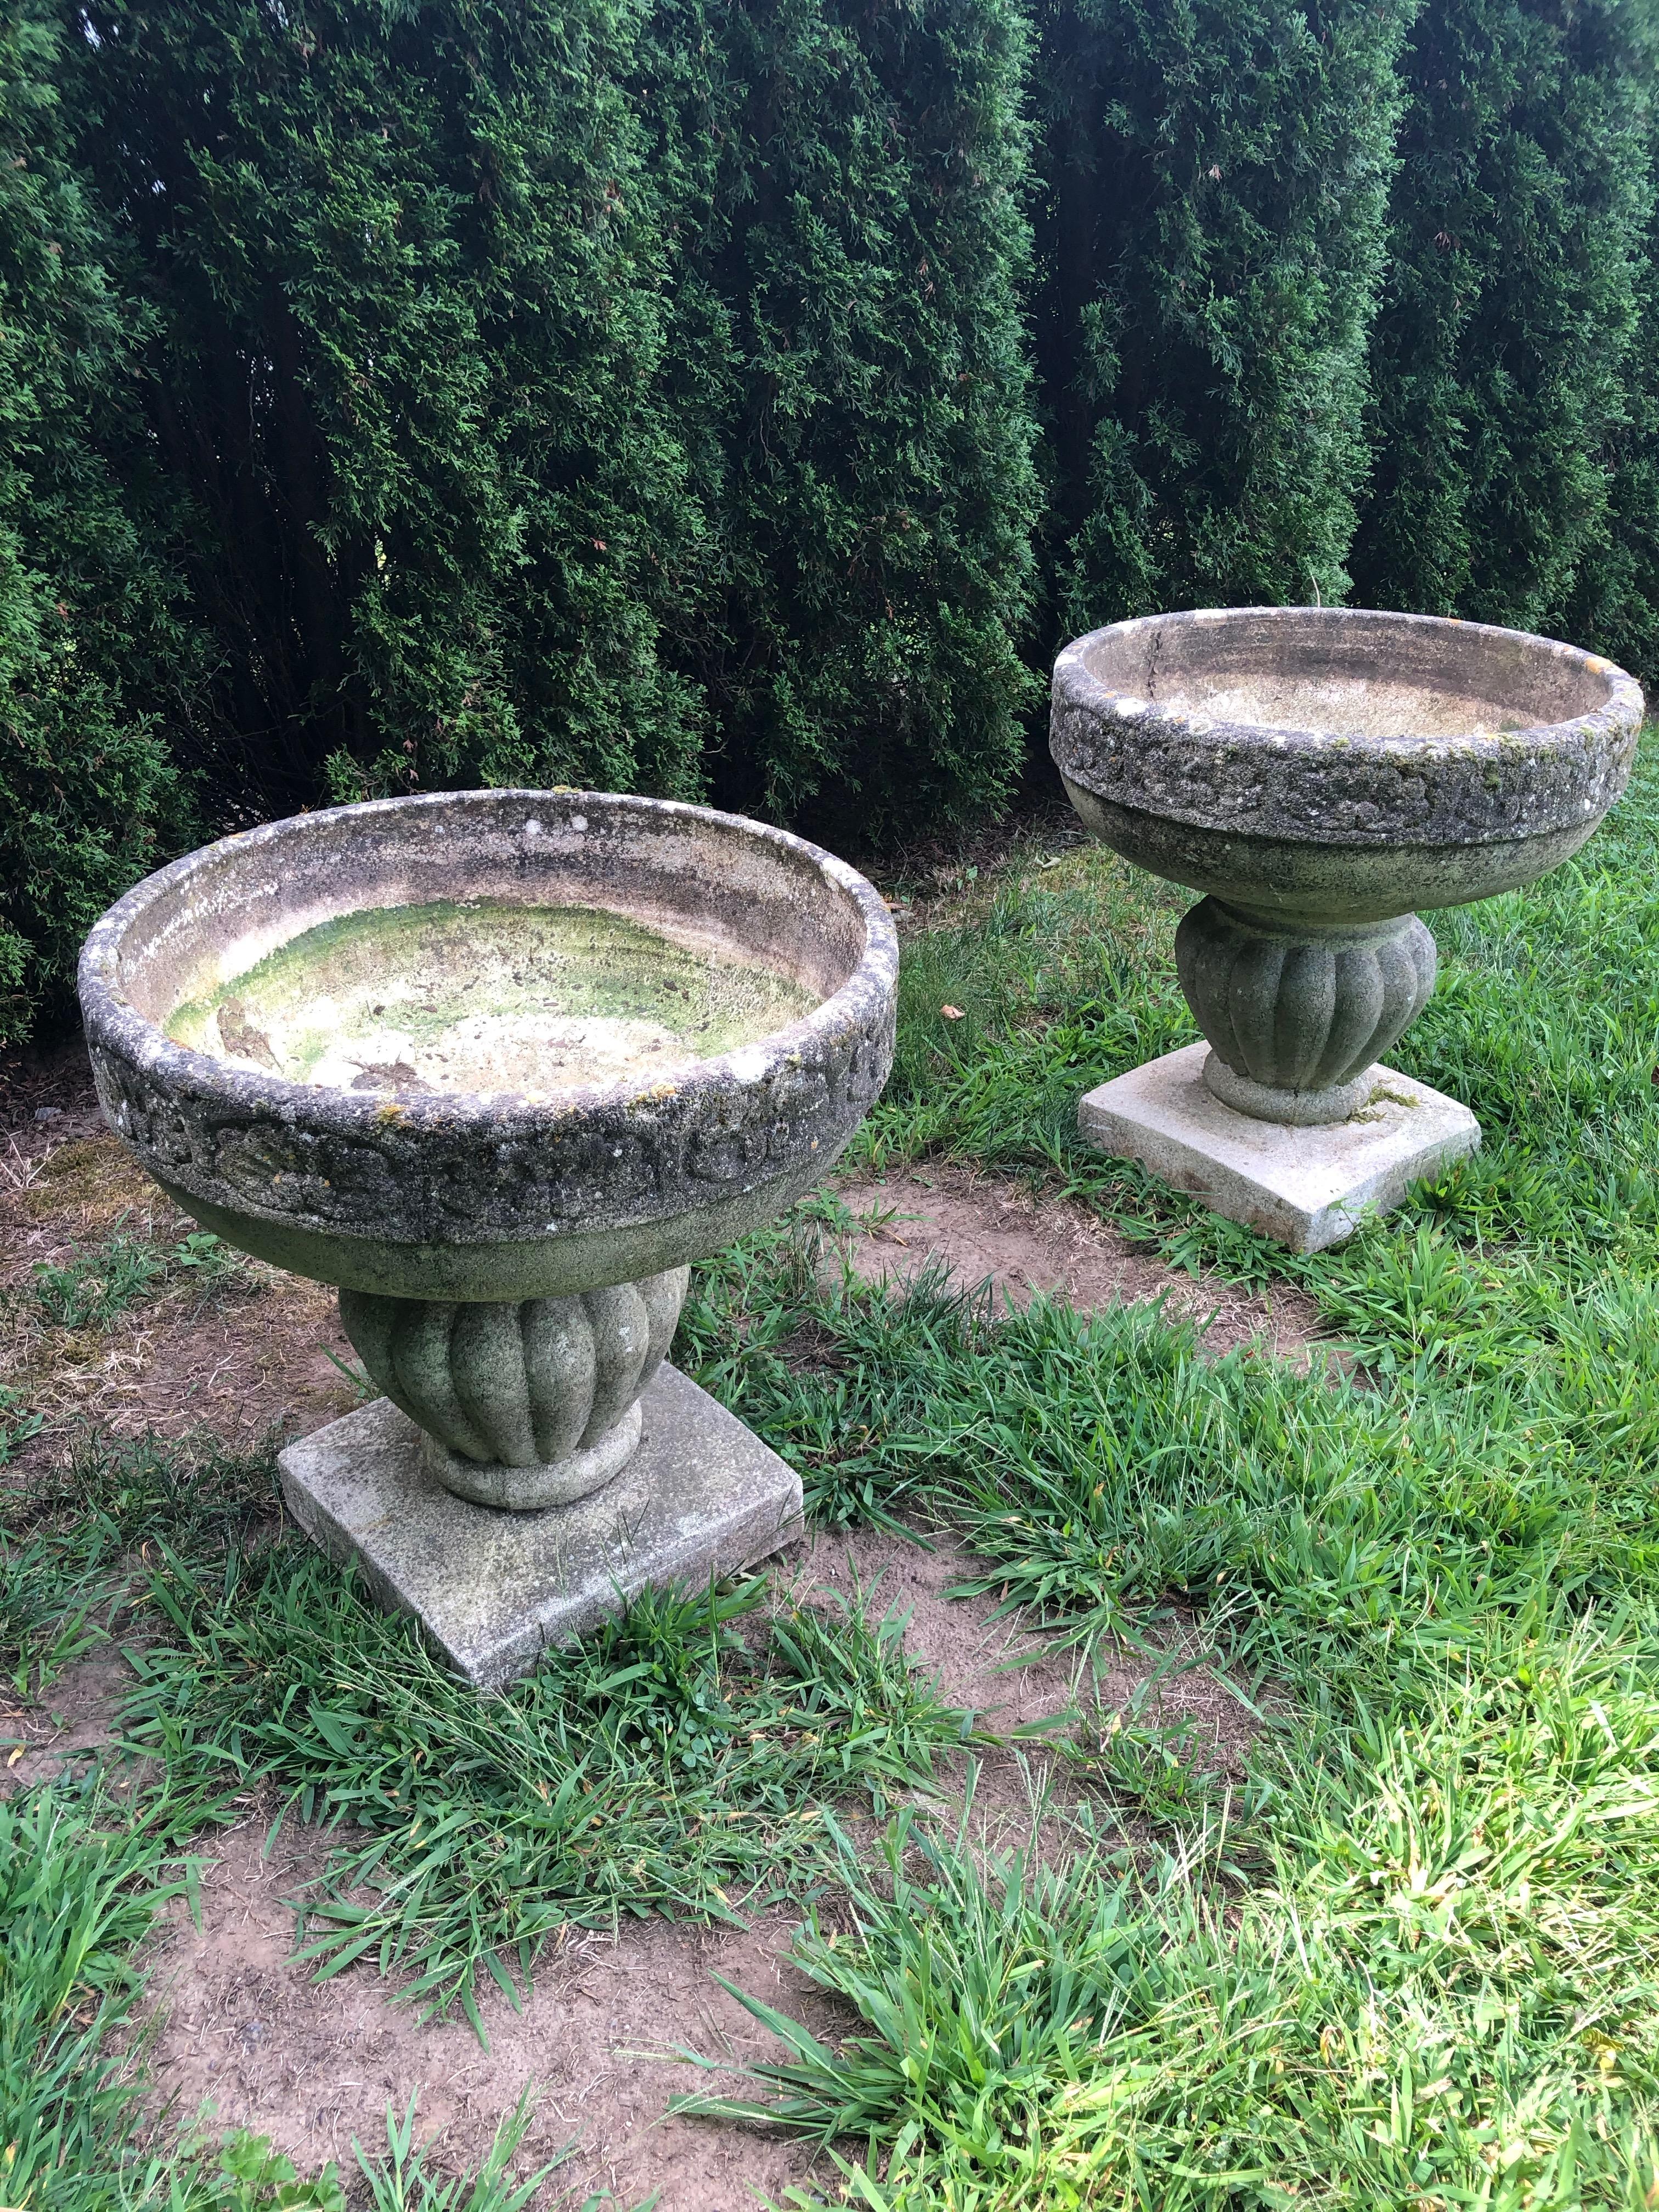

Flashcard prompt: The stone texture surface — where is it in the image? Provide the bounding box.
[1053,609,1643,923]
[1176,899,1437,1121]
[420,1400,646,1513]
[276,1363,805,1688]
[1078,1041,1480,1252]
[1052,607,1641,1126]
[1052,606,1642,862]
[337,1266,687,1508]
[78,789,898,1301]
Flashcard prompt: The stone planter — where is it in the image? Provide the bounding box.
[80,789,897,1679]
[1051,608,1643,1244]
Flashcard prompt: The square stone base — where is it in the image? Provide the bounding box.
[1079,1042,1480,1254]
[277,1363,804,1689]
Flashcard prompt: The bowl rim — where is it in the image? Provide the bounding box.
[1052,605,1645,749]
[78,787,899,1135]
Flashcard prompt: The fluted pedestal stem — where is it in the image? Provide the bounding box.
[1174,900,1436,1125]
[338,1266,689,1510]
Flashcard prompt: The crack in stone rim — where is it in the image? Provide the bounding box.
[77,787,900,1145]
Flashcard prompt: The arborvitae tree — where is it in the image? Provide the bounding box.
[56,0,1038,845]
[16,0,1659,1048]
[1034,0,1413,644]
[0,0,195,1043]
[63,0,714,816]
[652,0,1041,833]
[1569,168,1659,682]
[1350,0,1655,634]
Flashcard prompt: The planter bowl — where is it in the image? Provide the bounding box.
[80,789,896,1301]
[1052,607,1641,1122]
[80,790,897,1511]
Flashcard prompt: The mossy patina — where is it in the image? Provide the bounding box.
[80,789,897,1517]
[167,898,814,1099]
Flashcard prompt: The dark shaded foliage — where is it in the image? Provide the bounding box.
[54,0,1037,846]
[64,0,714,816]
[9,0,1659,1046]
[1349,0,1656,637]
[1568,157,1659,682]
[1031,0,1413,641]
[654,0,1041,833]
[0,0,200,1042]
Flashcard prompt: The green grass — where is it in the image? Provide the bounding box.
[0,1780,195,2209]
[0,1431,970,2198]
[1,1428,275,1697]
[680,1638,1659,2208]
[12,744,1659,2204]
[3,1421,972,2005]
[652,742,1659,2204]
[120,1553,971,2030]
[853,746,1659,1310]
[0,1404,969,2200]
[0,1777,577,2208]
[29,1224,243,1331]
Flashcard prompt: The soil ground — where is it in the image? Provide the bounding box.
[833,1164,1321,1358]
[1,1039,357,1457]
[2,1031,1299,2205]
[132,1519,1259,2208]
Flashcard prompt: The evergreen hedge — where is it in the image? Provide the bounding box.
[53,0,1036,859]
[1348,0,1655,636]
[653,0,1040,833]
[6,0,1659,1044]
[0,0,198,1044]
[65,0,714,817]
[1033,0,1413,641]
[1569,182,1659,685]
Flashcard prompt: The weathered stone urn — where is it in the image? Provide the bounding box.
[79,789,897,1679]
[1051,608,1643,1245]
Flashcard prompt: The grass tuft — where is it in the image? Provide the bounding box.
[107,1542,970,2032]
[30,1224,243,1333]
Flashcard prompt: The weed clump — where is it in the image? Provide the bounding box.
[31,1226,240,1332]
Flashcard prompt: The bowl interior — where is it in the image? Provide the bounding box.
[1077,609,1621,740]
[111,793,868,1101]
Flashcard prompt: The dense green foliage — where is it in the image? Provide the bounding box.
[1349,0,1656,635]
[10,0,1659,1037]
[65,0,718,816]
[1569,166,1659,684]
[50,0,1037,844]
[1034,0,1413,634]
[0,0,197,1044]
[652,0,1041,828]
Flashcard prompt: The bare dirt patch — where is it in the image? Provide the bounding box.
[1,1130,361,1467]
[1,1034,358,1467]
[1,1645,143,1796]
[795,1522,1259,1785]
[834,1163,1323,1358]
[144,1816,832,2209]
[134,1527,1254,2205]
